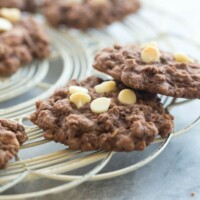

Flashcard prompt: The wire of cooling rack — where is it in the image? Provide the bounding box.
[0,61,49,102]
[0,2,200,199]
[0,152,113,200]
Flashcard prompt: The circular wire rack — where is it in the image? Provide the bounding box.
[0,2,200,199]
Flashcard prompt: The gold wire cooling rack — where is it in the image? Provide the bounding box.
[0,3,200,199]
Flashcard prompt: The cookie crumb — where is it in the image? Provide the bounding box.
[191,192,195,197]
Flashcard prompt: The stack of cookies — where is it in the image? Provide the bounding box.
[31,42,199,153]
[30,42,200,152]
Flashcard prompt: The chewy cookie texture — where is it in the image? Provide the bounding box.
[43,0,140,30]
[30,76,173,152]
[0,119,27,169]
[93,43,200,99]
[0,8,50,77]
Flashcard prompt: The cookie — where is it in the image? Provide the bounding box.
[30,76,173,152]
[0,9,50,76]
[0,0,42,12]
[93,44,200,99]
[0,119,27,169]
[43,0,140,30]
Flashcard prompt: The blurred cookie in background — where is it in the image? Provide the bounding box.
[43,0,141,30]
[0,8,51,77]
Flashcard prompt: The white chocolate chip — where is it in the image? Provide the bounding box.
[70,92,91,108]
[174,53,194,63]
[0,8,21,23]
[141,45,160,63]
[95,81,117,94]
[90,97,111,114]
[118,89,137,105]
[69,86,88,94]
[0,17,13,32]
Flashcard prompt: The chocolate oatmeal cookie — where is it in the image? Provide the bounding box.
[30,76,173,152]
[93,44,200,99]
[43,0,140,30]
[0,8,50,76]
[0,119,27,169]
